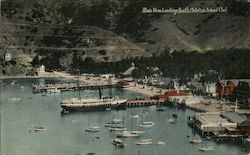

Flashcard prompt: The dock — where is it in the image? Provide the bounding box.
[32,83,118,93]
[126,99,165,107]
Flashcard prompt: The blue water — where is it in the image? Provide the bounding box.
[0,78,248,155]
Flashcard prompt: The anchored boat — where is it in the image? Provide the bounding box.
[140,121,155,128]
[61,97,127,111]
[29,126,47,132]
[85,126,101,132]
[112,138,125,147]
[121,131,140,138]
[136,139,153,145]
[190,138,203,144]
[199,146,214,151]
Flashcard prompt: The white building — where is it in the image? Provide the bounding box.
[122,63,137,77]
[168,95,203,105]
[100,74,114,79]
[205,83,217,97]
[36,65,45,75]
[195,112,237,132]
[4,52,12,61]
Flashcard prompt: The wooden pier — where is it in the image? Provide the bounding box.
[126,99,165,107]
[32,83,118,93]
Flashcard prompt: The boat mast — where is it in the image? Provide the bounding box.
[77,69,81,100]
[235,99,238,113]
[108,77,112,98]
[130,111,133,131]
[98,86,102,99]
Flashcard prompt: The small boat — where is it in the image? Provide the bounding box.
[9,97,21,101]
[166,118,175,124]
[29,127,47,132]
[42,93,46,96]
[104,122,113,127]
[136,139,153,145]
[11,81,16,85]
[112,119,122,124]
[131,130,144,134]
[156,108,165,111]
[61,110,70,114]
[109,127,127,132]
[106,107,112,111]
[199,146,214,151]
[190,138,203,144]
[130,114,140,119]
[140,121,155,128]
[85,126,101,132]
[172,113,177,118]
[122,131,140,138]
[156,141,166,145]
[206,136,212,140]
[112,138,125,147]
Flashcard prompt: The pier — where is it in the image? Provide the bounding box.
[32,83,118,93]
[126,99,165,107]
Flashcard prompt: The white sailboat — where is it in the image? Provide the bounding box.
[166,118,175,124]
[140,121,155,128]
[136,139,153,145]
[122,130,140,138]
[190,138,203,144]
[85,113,100,132]
[85,126,101,132]
[199,146,214,151]
[156,141,166,145]
[139,111,155,128]
[109,112,127,131]
[109,126,127,132]
[122,113,140,138]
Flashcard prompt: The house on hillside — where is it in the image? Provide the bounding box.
[4,51,12,61]
[122,63,137,78]
[35,65,46,76]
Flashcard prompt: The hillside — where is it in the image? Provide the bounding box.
[0,0,249,74]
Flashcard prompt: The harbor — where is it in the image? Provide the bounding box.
[1,78,250,155]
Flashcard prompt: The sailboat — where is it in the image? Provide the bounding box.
[121,130,140,138]
[190,138,203,144]
[108,111,127,131]
[85,126,101,132]
[136,139,153,145]
[139,113,155,128]
[166,118,175,124]
[112,138,125,147]
[199,146,214,151]
[85,111,101,133]
[122,112,140,138]
[109,126,127,132]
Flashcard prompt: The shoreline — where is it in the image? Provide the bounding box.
[1,74,250,115]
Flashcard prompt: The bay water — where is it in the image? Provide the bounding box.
[0,78,248,155]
